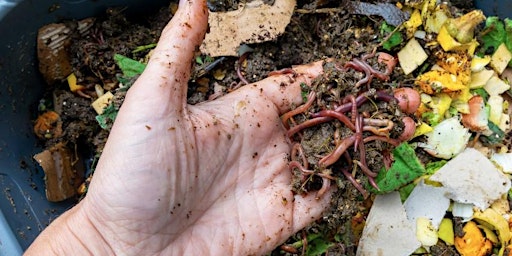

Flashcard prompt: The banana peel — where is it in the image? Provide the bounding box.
[473,208,511,247]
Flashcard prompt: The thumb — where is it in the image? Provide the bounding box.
[128,0,208,112]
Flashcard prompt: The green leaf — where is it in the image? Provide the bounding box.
[399,182,416,202]
[421,112,442,126]
[504,18,512,66]
[425,160,447,175]
[480,16,506,54]
[373,143,425,194]
[471,88,489,101]
[300,82,309,102]
[95,103,118,130]
[195,56,204,65]
[305,235,334,256]
[480,122,506,145]
[114,54,146,78]
[380,22,403,51]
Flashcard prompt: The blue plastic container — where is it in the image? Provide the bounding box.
[474,0,512,19]
[0,1,167,255]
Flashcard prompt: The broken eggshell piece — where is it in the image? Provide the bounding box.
[357,192,421,256]
[429,148,511,210]
[404,180,450,232]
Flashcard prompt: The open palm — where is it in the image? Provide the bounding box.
[77,0,331,255]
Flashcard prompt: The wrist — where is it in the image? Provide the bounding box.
[25,201,113,255]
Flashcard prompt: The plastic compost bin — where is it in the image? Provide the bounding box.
[0,0,168,255]
[474,0,512,19]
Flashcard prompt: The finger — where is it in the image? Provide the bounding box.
[242,60,326,115]
[130,0,208,111]
[291,187,334,232]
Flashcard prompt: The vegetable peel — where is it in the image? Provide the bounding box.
[473,208,511,246]
[454,221,492,256]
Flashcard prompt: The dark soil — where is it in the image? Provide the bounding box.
[34,0,477,255]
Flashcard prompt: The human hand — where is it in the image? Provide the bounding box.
[26,0,331,255]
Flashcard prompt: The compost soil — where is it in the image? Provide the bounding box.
[34,0,476,254]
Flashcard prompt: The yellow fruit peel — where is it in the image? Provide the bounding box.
[404,9,422,38]
[437,26,479,55]
[469,69,495,89]
[415,70,467,93]
[455,221,493,256]
[473,208,511,246]
[488,95,504,125]
[471,55,491,72]
[428,92,452,116]
[66,73,85,92]
[424,4,450,34]
[438,218,455,245]
[91,91,114,115]
[413,122,433,138]
[416,217,438,247]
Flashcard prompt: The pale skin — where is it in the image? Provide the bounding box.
[25,0,331,255]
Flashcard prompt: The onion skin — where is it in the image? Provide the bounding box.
[394,88,421,114]
[398,116,416,142]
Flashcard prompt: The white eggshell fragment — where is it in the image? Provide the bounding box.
[429,148,511,210]
[404,180,450,230]
[451,202,474,222]
[357,192,421,256]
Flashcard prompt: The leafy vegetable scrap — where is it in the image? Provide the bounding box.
[95,54,147,129]
[373,143,425,194]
